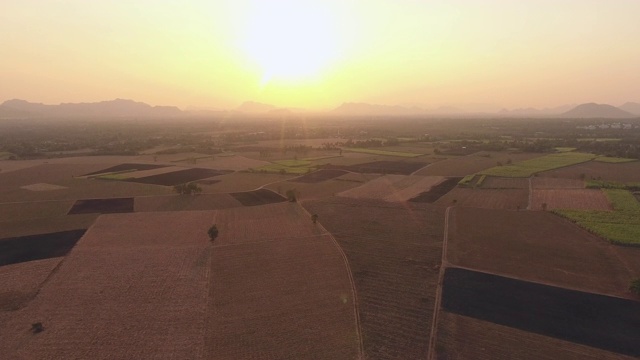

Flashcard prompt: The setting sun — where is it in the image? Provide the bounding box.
[238,1,339,86]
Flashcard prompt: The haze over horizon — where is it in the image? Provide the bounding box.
[2,0,639,111]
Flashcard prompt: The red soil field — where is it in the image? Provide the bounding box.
[0,200,74,222]
[539,161,640,183]
[134,193,243,212]
[0,257,62,311]
[437,312,636,360]
[531,189,612,211]
[436,188,528,210]
[229,188,286,206]
[127,168,230,186]
[0,163,108,189]
[532,177,585,189]
[480,176,529,189]
[0,214,97,239]
[206,235,360,359]
[291,169,348,183]
[213,202,325,246]
[304,197,445,360]
[83,163,168,176]
[324,160,428,175]
[447,207,635,296]
[67,197,134,214]
[0,211,215,359]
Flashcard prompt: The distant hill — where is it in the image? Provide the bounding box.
[561,103,635,118]
[236,101,276,112]
[498,104,576,117]
[0,99,183,118]
[619,102,640,116]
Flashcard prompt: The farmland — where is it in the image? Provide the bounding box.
[540,160,640,183]
[324,160,428,175]
[531,189,612,211]
[435,188,528,210]
[409,177,462,203]
[479,152,596,177]
[337,174,445,202]
[442,268,640,357]
[415,152,542,176]
[342,148,424,157]
[555,189,640,246]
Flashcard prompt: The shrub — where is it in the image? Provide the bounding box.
[208,225,219,242]
[630,279,640,295]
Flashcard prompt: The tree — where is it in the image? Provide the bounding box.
[286,189,297,202]
[208,225,219,242]
[311,214,318,224]
[174,182,202,195]
[541,202,548,211]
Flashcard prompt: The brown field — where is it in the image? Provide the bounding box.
[531,189,612,211]
[0,163,108,189]
[539,160,640,183]
[213,202,324,246]
[436,188,528,210]
[0,257,63,311]
[416,152,542,176]
[120,165,186,178]
[173,155,271,171]
[135,194,243,212]
[437,312,637,360]
[532,177,585,189]
[447,207,635,296]
[480,176,529,189]
[0,176,173,203]
[304,197,445,360]
[0,200,74,222]
[207,235,360,359]
[20,183,68,191]
[337,174,445,202]
[0,214,98,239]
[0,211,215,359]
[197,172,294,193]
[266,177,366,201]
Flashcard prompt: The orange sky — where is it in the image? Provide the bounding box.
[1,0,639,111]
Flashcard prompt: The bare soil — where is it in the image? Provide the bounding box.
[229,189,287,206]
[127,168,230,186]
[83,163,167,176]
[0,229,86,267]
[435,188,528,209]
[291,169,348,183]
[531,189,612,211]
[540,161,640,183]
[409,177,461,203]
[323,160,428,175]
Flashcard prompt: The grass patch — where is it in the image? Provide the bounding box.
[255,164,314,174]
[476,175,487,186]
[555,147,577,152]
[302,155,342,161]
[586,180,640,191]
[594,156,638,163]
[458,175,475,187]
[555,189,640,246]
[479,152,596,178]
[342,148,423,157]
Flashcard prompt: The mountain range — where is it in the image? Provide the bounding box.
[1,99,639,119]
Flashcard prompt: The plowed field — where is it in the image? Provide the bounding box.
[337,175,445,202]
[435,188,528,210]
[531,189,612,211]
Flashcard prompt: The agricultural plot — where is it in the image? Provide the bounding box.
[479,176,529,189]
[0,257,63,311]
[0,200,74,222]
[532,177,585,189]
[266,177,367,202]
[324,160,428,175]
[0,229,86,267]
[186,154,271,171]
[436,312,635,360]
[135,194,243,212]
[555,189,640,246]
[20,183,68,191]
[304,197,445,360]
[442,268,640,357]
[83,163,167,176]
[409,177,461,203]
[435,188,528,210]
[531,189,612,211]
[213,202,324,246]
[206,235,360,359]
[114,165,186,178]
[415,152,542,176]
[197,172,293,193]
[0,211,215,359]
[342,148,424,157]
[337,175,445,202]
[126,168,230,186]
[291,169,348,183]
[540,160,640,183]
[447,207,635,296]
[67,197,134,214]
[594,156,637,163]
[0,214,98,239]
[479,152,596,177]
[0,163,108,189]
[229,189,286,206]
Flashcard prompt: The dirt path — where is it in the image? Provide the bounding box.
[527,176,533,210]
[427,205,453,360]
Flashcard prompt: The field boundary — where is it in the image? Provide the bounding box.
[298,203,365,359]
[427,205,452,360]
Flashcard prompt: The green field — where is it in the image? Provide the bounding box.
[342,148,423,157]
[555,189,640,246]
[255,160,314,174]
[586,180,640,191]
[302,155,342,161]
[458,175,475,187]
[0,151,16,160]
[273,159,311,167]
[593,156,638,163]
[479,152,596,177]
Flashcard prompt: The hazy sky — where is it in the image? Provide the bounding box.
[2,0,639,110]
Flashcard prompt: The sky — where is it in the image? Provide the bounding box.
[1,0,639,111]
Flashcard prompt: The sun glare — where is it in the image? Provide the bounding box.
[239,1,339,86]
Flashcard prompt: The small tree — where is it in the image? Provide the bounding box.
[311,214,318,224]
[286,189,297,202]
[31,322,44,334]
[630,278,640,295]
[208,225,219,242]
[541,202,548,211]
